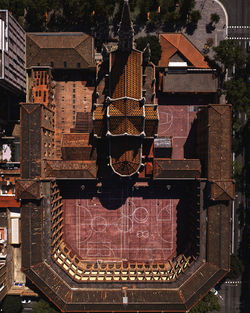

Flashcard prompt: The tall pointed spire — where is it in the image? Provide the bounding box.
[118,0,134,51]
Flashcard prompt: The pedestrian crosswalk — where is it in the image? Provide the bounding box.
[227,37,250,40]
[225,280,242,285]
[228,26,250,29]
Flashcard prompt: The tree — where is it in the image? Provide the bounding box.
[190,292,220,313]
[135,35,162,65]
[226,254,244,279]
[2,295,22,313]
[223,78,250,132]
[213,39,245,71]
[210,13,220,24]
[33,299,60,313]
[179,0,195,22]
[190,10,201,25]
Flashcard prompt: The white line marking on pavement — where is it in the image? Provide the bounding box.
[227,37,250,40]
[214,0,228,36]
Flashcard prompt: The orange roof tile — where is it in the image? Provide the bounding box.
[159,34,209,69]
[0,196,20,208]
[110,50,142,99]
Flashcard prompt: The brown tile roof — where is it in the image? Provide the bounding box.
[210,180,235,200]
[197,104,232,180]
[28,33,89,49]
[159,34,210,69]
[26,33,95,68]
[162,72,218,93]
[61,133,96,161]
[15,179,41,200]
[45,160,97,178]
[110,50,142,98]
[153,159,201,179]
[70,112,92,133]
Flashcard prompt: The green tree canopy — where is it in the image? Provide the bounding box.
[33,299,60,313]
[135,35,162,65]
[227,254,244,279]
[210,13,220,24]
[2,295,22,313]
[0,0,199,33]
[213,39,245,71]
[190,292,220,313]
[190,10,201,25]
[224,78,250,131]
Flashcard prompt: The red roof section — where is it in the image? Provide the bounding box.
[159,34,210,69]
[0,196,21,208]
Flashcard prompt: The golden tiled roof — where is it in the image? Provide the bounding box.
[93,105,105,119]
[109,99,143,116]
[145,105,158,137]
[110,50,142,99]
[108,99,144,136]
[93,45,158,176]
[109,116,143,135]
[145,105,158,119]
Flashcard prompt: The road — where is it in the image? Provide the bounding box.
[212,280,243,313]
[219,0,250,47]
[219,0,250,26]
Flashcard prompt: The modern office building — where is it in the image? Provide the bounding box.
[0,10,25,93]
[0,10,25,303]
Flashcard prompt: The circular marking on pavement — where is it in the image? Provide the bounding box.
[117,216,133,233]
[91,216,107,232]
[133,207,149,223]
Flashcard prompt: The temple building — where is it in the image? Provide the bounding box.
[16,1,233,312]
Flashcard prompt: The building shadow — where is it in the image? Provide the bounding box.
[184,118,198,159]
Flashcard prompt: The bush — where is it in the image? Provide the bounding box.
[2,295,22,313]
[135,35,162,65]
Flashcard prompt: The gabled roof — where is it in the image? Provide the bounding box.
[210,180,235,200]
[110,50,142,99]
[26,32,95,69]
[159,34,209,69]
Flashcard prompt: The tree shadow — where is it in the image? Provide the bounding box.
[206,23,215,33]
[186,22,198,35]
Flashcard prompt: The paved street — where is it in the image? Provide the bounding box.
[219,0,250,26]
[220,0,250,47]
[212,280,243,313]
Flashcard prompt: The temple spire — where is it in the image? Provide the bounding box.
[118,0,134,51]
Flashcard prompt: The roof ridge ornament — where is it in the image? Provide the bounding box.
[118,0,135,51]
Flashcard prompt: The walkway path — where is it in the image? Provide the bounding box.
[185,0,227,58]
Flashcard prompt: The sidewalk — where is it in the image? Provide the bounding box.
[185,0,228,58]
